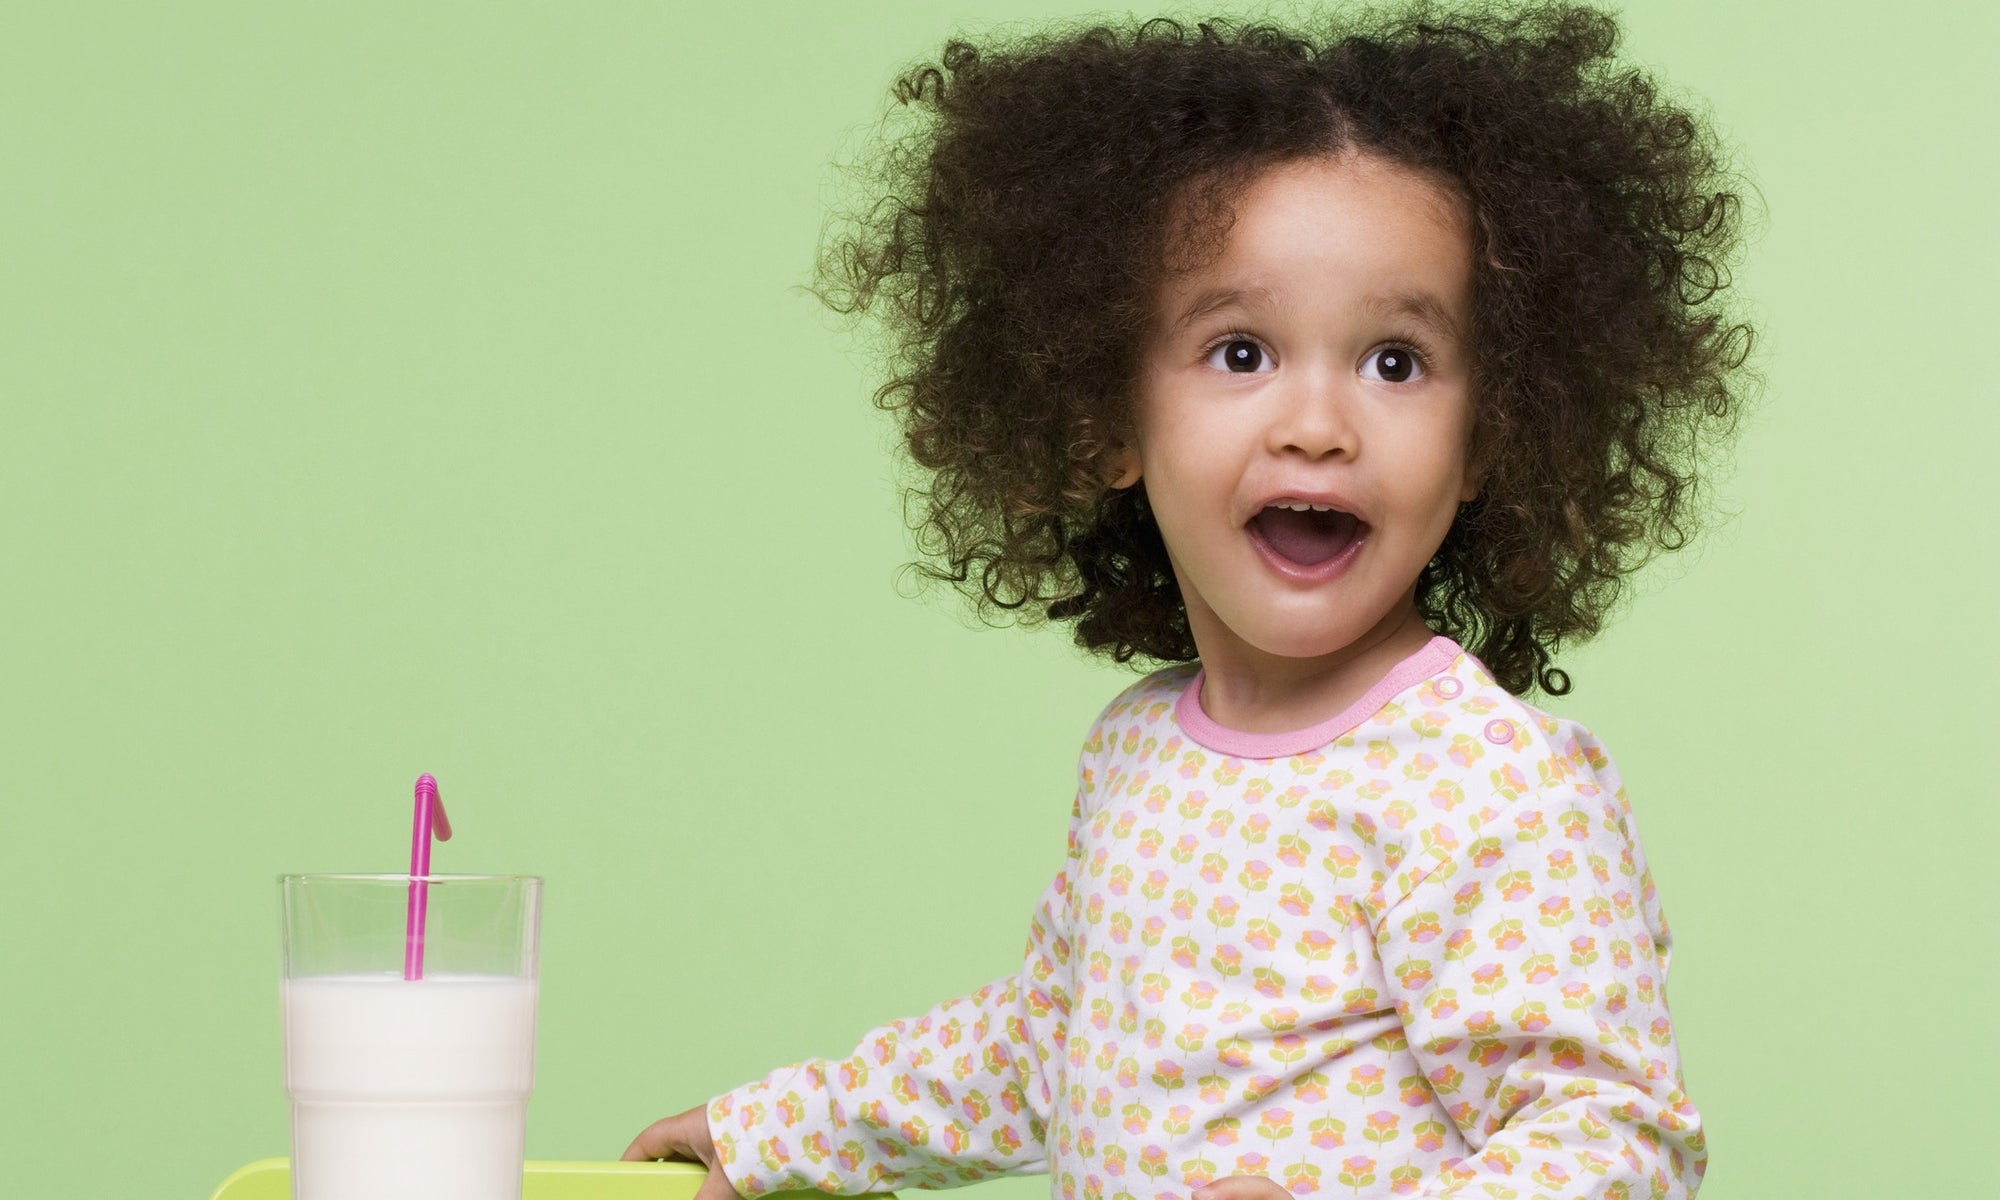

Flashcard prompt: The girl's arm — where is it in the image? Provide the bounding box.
[1374,766,1705,1199]
[700,792,1089,1196]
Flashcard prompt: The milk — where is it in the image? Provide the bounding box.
[282,973,539,1200]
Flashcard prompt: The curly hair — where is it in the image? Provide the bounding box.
[818,0,1756,696]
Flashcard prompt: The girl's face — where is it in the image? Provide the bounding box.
[1116,152,1480,672]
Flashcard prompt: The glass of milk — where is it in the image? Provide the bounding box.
[280,873,542,1200]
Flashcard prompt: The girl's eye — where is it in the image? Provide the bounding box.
[1362,345,1426,384]
[1204,338,1272,374]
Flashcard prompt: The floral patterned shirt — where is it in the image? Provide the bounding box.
[709,636,1704,1200]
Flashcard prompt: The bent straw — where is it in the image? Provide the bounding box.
[403,773,453,981]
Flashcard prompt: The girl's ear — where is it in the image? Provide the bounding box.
[1107,448,1142,489]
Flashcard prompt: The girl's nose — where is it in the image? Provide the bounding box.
[1265,366,1358,459]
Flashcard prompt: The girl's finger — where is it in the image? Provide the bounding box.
[1192,1175,1292,1200]
[621,1113,699,1162]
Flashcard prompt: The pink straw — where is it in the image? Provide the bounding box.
[403,773,453,981]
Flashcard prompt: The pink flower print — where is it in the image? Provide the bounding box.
[1091,1086,1115,1119]
[1121,1102,1152,1135]
[992,1126,1023,1155]
[1182,979,1218,1009]
[982,1042,1014,1075]
[1212,943,1244,976]
[1497,870,1535,902]
[1605,981,1629,1015]
[1159,734,1183,762]
[837,1059,870,1090]
[1172,834,1201,864]
[1152,1059,1185,1089]
[1428,780,1465,812]
[1301,974,1338,1002]
[1413,1118,1449,1154]
[1180,1157,1218,1189]
[1309,1115,1348,1149]
[1550,1037,1586,1070]
[897,1116,930,1148]
[1443,928,1475,961]
[1271,1032,1308,1065]
[1204,1114,1243,1146]
[1279,882,1315,917]
[1178,750,1207,779]
[1139,1144,1170,1178]
[1384,799,1417,831]
[1363,1110,1400,1145]
[757,1136,791,1170]
[1247,918,1281,952]
[1510,1000,1552,1033]
[1112,810,1137,839]
[1089,998,1113,1030]
[1448,880,1483,917]
[1355,779,1391,802]
[1200,853,1228,884]
[1257,1107,1297,1141]
[1545,847,1577,880]
[1321,767,1355,791]
[890,1072,920,1105]
[1213,758,1246,786]
[1338,1155,1377,1191]
[1208,810,1236,839]
[1559,980,1595,1010]
[1465,1009,1501,1039]
[1137,830,1163,859]
[1218,1036,1253,1068]
[1109,913,1133,944]
[1251,965,1286,999]
[1199,1072,1231,1104]
[1089,846,1111,877]
[1588,854,1612,886]
[1424,988,1459,1021]
[1611,938,1634,969]
[942,1121,971,1155]
[1323,843,1362,881]
[1614,889,1637,919]
[1291,1071,1330,1104]
[1172,937,1200,970]
[1361,739,1396,769]
[1277,833,1312,869]
[1108,865,1133,897]
[1164,1105,1195,1136]
[1207,895,1241,928]
[1532,1162,1571,1190]
[1471,962,1508,996]
[1513,809,1548,842]
[1478,1144,1521,1175]
[1175,1022,1209,1052]
[1401,909,1442,944]
[1284,1161,1324,1195]
[1537,896,1573,927]
[1085,892,1106,927]
[1559,809,1590,840]
[1141,870,1169,901]
[1447,734,1484,768]
[1346,1064,1385,1099]
[1649,1015,1673,1047]
[1295,928,1336,963]
[1240,812,1272,844]
[1170,888,1198,921]
[1469,836,1505,869]
[1394,959,1433,991]
[1101,1145,1127,1176]
[1142,783,1169,813]
[803,1130,833,1163]
[1397,1075,1433,1107]
[1234,1152,1272,1176]
[1075,1126,1096,1159]
[1387,1164,1424,1196]
[1349,812,1380,844]
[1237,859,1272,891]
[1179,791,1210,820]
[1140,972,1170,1003]
[1089,951,1113,984]
[1404,751,1441,779]
[1489,919,1526,951]
[1523,954,1559,985]
[1144,1016,1167,1049]
[1307,798,1339,832]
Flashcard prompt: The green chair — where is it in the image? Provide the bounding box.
[209,1158,872,1200]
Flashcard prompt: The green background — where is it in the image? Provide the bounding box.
[3,1,1993,1196]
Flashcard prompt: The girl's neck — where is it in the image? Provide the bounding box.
[1192,604,1440,736]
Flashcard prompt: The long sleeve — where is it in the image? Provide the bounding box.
[706,797,1087,1196]
[1373,762,1705,1199]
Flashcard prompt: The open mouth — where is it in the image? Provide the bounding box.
[1249,503,1366,567]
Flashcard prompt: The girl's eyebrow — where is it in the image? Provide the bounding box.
[1168,285,1465,345]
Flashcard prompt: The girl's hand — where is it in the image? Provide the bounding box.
[1193,1176,1296,1200]
[622,1103,745,1200]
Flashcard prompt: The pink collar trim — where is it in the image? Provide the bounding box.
[1174,635,1463,759]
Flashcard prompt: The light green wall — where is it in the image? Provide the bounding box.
[3,1,1993,1196]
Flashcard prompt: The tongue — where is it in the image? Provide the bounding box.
[1254,507,1361,566]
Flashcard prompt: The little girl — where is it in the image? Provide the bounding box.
[627,4,1751,1199]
